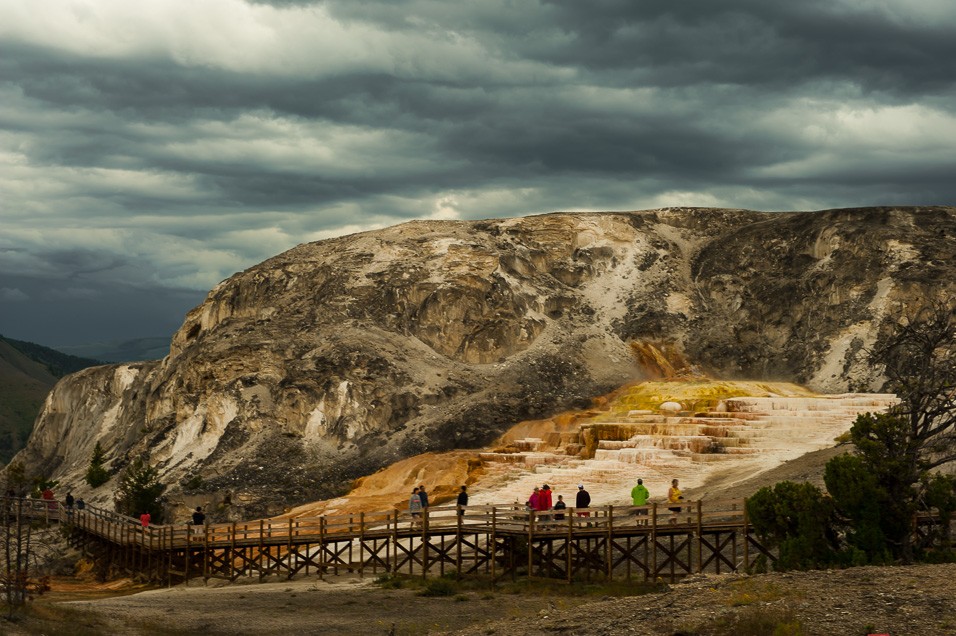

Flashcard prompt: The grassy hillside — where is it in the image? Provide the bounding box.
[0,336,101,464]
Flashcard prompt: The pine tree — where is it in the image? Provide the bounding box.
[84,442,110,488]
[114,457,166,523]
[826,302,956,562]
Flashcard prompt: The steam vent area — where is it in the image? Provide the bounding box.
[287,380,898,519]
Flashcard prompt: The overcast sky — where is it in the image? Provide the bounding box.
[1,0,955,348]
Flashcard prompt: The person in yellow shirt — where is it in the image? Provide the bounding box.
[667,478,684,523]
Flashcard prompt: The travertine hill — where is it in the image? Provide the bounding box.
[11,206,955,518]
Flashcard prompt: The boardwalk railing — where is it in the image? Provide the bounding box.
[7,496,951,585]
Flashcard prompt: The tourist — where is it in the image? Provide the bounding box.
[631,479,650,524]
[42,486,56,512]
[457,485,468,516]
[409,487,423,527]
[192,506,206,526]
[76,498,86,510]
[668,478,684,524]
[418,485,429,510]
[140,511,151,529]
[538,484,553,523]
[65,492,75,519]
[528,486,541,513]
[553,495,567,521]
[576,484,591,521]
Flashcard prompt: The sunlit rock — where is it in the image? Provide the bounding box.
[10,206,955,518]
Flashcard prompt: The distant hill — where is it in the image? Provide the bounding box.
[0,336,102,464]
[56,337,171,363]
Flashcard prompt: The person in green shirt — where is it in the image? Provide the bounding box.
[631,478,650,524]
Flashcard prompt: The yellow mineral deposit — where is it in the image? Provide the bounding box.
[281,376,897,521]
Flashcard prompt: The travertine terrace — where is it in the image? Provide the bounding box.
[285,381,898,517]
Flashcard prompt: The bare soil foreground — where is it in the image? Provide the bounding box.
[456,563,956,636]
[3,562,954,635]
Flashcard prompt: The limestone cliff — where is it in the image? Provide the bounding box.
[13,207,955,516]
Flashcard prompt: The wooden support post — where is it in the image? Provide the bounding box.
[527,510,535,578]
[696,501,703,574]
[349,514,354,574]
[651,503,658,579]
[421,508,429,580]
[490,507,497,581]
[140,522,146,572]
[185,525,191,581]
[230,522,237,580]
[359,512,365,578]
[607,506,613,580]
[319,517,326,579]
[456,507,462,577]
[566,509,573,583]
[287,517,294,579]
[203,523,210,582]
[732,529,738,572]
[669,534,675,581]
[167,527,173,586]
[742,498,750,573]
[258,520,265,581]
[390,511,398,574]
[625,537,631,582]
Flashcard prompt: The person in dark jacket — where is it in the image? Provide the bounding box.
[418,485,429,510]
[192,506,206,526]
[576,484,591,520]
[457,485,468,516]
[553,495,567,521]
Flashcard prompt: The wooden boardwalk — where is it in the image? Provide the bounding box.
[13,497,777,584]
[10,497,951,585]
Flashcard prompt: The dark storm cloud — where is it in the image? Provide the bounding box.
[526,1,956,88]
[0,0,955,347]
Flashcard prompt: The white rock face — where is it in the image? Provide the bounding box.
[11,207,956,516]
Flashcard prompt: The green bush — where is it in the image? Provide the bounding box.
[419,578,456,597]
[746,481,839,570]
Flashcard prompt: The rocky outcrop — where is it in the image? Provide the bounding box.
[12,207,955,517]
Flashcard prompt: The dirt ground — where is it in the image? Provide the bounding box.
[6,562,955,636]
[3,574,598,636]
[455,563,956,636]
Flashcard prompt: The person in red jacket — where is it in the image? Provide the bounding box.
[140,512,151,528]
[538,484,553,522]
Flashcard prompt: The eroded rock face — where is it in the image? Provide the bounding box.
[13,207,956,517]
